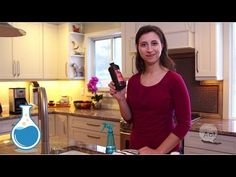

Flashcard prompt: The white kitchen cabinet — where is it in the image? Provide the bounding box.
[0,23,43,80]
[136,22,195,49]
[195,22,223,80]
[68,116,120,149]
[58,22,85,80]
[121,22,137,79]
[43,23,59,79]
[0,116,38,135]
[12,22,43,79]
[54,114,68,138]
[184,131,236,154]
[121,22,195,79]
[0,38,13,79]
[48,114,56,137]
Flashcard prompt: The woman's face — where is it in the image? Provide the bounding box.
[138,32,163,65]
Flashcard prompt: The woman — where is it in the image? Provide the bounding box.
[109,25,191,154]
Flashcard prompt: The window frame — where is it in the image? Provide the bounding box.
[84,28,121,96]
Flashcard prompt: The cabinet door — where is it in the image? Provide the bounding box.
[136,22,195,49]
[43,23,58,79]
[121,22,137,79]
[0,38,13,79]
[55,114,68,138]
[0,119,18,134]
[48,114,55,137]
[13,22,43,79]
[58,23,69,79]
[195,22,223,80]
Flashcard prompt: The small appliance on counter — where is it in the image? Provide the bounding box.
[9,88,28,114]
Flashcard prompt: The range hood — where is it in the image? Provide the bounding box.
[0,23,26,37]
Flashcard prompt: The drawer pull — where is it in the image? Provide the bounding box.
[86,123,100,127]
[201,140,222,145]
[87,135,101,139]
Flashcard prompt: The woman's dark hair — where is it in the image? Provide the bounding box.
[135,25,175,73]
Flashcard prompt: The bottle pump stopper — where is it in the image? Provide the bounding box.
[101,122,116,154]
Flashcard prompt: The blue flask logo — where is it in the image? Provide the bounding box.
[11,105,41,150]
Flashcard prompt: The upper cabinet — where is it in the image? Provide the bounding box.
[12,22,43,79]
[0,22,43,80]
[0,37,13,79]
[121,22,195,79]
[195,22,223,80]
[121,22,137,79]
[58,23,85,80]
[43,23,59,79]
[136,22,195,49]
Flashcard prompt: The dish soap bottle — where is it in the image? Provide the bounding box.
[108,62,126,90]
[101,122,116,154]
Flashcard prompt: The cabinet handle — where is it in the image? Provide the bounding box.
[86,123,100,127]
[195,50,199,73]
[65,62,68,77]
[201,140,222,145]
[12,60,16,77]
[87,134,101,139]
[131,55,135,74]
[17,60,20,77]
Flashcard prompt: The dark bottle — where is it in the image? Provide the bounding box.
[0,102,2,114]
[108,62,126,91]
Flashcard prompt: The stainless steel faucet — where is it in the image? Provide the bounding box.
[38,87,50,154]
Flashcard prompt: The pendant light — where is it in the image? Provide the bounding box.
[0,22,26,37]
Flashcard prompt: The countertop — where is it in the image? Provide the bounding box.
[191,118,236,137]
[0,107,122,123]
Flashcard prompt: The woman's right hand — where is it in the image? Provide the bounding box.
[108,81,126,101]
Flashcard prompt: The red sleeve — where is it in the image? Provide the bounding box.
[170,73,192,139]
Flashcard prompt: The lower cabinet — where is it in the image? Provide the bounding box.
[68,116,120,149]
[184,131,236,154]
[0,116,38,135]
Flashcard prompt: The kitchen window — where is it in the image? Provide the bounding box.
[85,29,122,90]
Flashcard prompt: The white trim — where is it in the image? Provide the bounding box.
[223,23,234,119]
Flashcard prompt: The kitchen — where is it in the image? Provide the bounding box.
[0,22,236,155]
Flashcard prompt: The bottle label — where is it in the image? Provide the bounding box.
[115,69,124,82]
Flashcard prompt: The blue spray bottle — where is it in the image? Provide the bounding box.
[101,122,116,154]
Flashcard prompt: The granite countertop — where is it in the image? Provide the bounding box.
[191,118,236,137]
[0,107,122,123]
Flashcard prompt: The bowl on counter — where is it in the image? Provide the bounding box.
[73,100,92,109]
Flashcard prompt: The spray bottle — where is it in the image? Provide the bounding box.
[101,122,116,154]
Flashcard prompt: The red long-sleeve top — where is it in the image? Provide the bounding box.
[126,71,191,152]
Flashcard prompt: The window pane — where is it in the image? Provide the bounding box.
[94,37,121,88]
[94,39,111,88]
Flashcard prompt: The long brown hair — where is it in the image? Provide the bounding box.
[135,25,175,73]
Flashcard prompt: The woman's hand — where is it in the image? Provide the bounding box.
[108,81,126,101]
[138,146,165,155]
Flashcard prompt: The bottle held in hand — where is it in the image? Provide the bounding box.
[108,62,126,91]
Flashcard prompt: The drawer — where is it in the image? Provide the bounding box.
[185,131,236,154]
[70,116,120,135]
[71,128,120,148]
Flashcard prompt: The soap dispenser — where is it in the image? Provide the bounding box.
[101,122,116,154]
